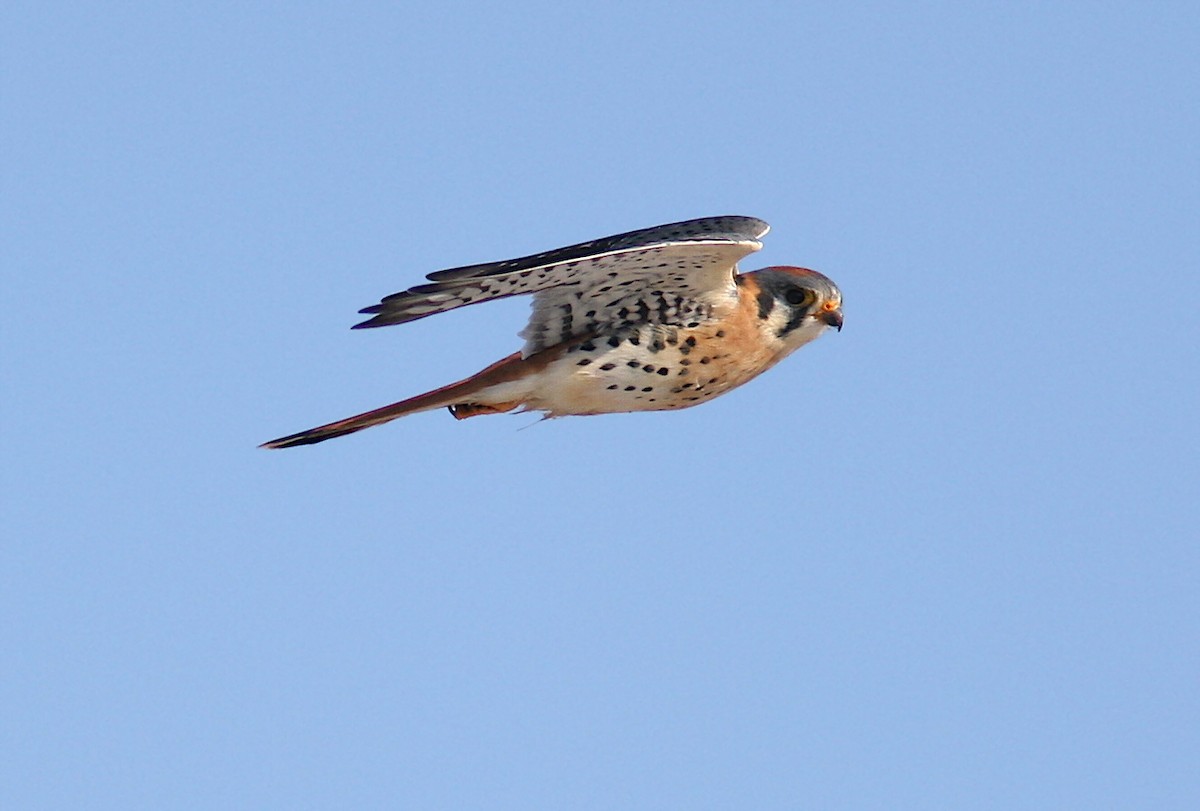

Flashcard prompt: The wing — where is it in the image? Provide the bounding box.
[353,216,768,352]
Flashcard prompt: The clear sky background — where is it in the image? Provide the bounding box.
[3,2,1197,808]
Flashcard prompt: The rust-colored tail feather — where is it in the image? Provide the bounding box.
[261,352,528,449]
[261,395,452,448]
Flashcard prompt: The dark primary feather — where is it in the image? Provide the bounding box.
[422,216,768,283]
[352,216,768,331]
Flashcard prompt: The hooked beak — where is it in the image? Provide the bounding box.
[820,307,843,332]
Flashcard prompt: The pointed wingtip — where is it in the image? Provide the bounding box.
[351,314,406,329]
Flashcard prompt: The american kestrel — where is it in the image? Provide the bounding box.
[262,216,842,448]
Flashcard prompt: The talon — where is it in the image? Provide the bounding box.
[449,402,520,420]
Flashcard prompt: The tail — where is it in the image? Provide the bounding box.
[261,352,530,449]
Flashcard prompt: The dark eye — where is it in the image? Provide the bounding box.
[784,288,810,306]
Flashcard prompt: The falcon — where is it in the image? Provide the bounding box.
[262,216,842,448]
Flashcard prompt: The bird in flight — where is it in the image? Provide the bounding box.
[262,216,842,448]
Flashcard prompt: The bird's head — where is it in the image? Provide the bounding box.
[746,266,843,348]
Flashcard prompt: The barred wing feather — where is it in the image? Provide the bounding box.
[353,216,768,353]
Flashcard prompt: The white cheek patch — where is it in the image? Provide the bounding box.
[769,307,830,360]
[764,305,796,338]
[782,318,831,352]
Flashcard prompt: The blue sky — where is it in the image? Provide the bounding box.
[3,2,1198,808]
